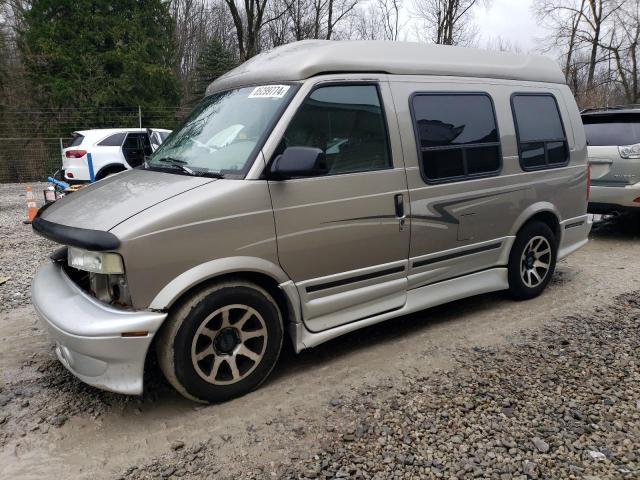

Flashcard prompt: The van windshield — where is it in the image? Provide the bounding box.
[148,85,296,177]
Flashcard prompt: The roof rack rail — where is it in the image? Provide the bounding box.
[581,104,640,114]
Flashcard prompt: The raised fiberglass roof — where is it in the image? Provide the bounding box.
[207,40,565,94]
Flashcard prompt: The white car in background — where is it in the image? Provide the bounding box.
[62,128,171,182]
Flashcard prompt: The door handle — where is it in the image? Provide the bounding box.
[394,193,405,218]
[394,193,407,232]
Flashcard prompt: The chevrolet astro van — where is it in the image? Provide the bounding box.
[32,41,591,403]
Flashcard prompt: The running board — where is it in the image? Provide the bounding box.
[293,268,509,351]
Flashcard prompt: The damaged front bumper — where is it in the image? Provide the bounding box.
[31,262,167,395]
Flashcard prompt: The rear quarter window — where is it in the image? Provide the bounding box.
[511,93,569,171]
[98,132,127,146]
[582,114,640,146]
[68,135,84,147]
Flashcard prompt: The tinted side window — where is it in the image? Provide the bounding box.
[281,84,391,175]
[512,94,568,170]
[582,114,640,146]
[98,132,126,146]
[411,93,501,182]
[123,133,141,149]
[68,135,84,147]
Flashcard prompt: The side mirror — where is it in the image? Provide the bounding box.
[269,147,327,179]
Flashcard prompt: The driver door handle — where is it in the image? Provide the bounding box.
[394,193,407,232]
[394,193,405,218]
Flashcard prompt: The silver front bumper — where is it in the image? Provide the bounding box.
[32,262,167,395]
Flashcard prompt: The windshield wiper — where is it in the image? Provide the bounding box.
[150,156,225,179]
[199,171,225,179]
[157,157,196,176]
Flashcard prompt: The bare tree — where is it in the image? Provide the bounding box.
[325,0,358,39]
[349,0,402,40]
[412,0,485,46]
[224,0,292,59]
[483,36,522,54]
[535,0,622,94]
[535,0,586,92]
[170,0,237,104]
[377,0,403,40]
[349,4,384,39]
[599,0,640,103]
[261,0,357,45]
[583,0,621,90]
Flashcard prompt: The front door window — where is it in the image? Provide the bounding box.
[278,84,391,175]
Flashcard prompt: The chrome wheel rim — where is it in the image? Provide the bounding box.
[191,304,267,385]
[520,236,551,288]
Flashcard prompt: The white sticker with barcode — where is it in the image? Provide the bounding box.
[248,85,290,98]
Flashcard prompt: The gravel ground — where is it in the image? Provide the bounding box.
[0,350,168,448]
[119,293,640,480]
[0,182,54,312]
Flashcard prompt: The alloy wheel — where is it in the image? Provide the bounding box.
[190,304,268,385]
[519,235,552,288]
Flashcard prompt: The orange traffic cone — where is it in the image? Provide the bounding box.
[24,185,38,224]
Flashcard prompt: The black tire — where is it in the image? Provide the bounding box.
[157,281,283,403]
[508,221,557,300]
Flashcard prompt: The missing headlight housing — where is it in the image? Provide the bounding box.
[89,272,132,307]
[65,247,131,307]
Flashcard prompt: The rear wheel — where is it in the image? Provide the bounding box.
[508,221,557,300]
[157,281,283,403]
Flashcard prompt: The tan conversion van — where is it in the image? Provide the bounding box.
[32,40,590,403]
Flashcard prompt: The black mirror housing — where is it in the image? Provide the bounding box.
[270,147,327,179]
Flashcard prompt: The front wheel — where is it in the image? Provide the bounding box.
[157,281,283,403]
[507,221,557,300]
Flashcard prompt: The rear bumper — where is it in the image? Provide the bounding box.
[588,184,640,212]
[62,162,91,182]
[558,214,591,260]
[32,262,166,395]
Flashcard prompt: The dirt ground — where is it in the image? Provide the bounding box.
[0,184,639,479]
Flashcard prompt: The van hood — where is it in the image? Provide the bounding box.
[39,169,214,232]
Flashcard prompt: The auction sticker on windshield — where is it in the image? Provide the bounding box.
[248,85,290,98]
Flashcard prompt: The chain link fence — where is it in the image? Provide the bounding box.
[0,106,189,183]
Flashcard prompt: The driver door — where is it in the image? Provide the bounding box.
[268,82,410,332]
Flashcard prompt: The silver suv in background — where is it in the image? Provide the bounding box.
[31,40,590,404]
[582,106,640,213]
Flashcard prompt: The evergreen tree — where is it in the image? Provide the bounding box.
[0,30,7,109]
[18,0,180,118]
[192,39,237,102]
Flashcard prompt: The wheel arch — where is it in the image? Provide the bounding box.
[510,203,562,244]
[95,163,127,180]
[149,257,302,332]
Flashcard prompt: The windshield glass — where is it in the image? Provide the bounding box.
[148,85,296,176]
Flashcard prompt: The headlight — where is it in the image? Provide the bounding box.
[67,247,124,274]
[618,143,640,159]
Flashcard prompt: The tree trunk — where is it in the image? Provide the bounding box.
[326,0,334,39]
[565,0,586,82]
[586,0,602,91]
